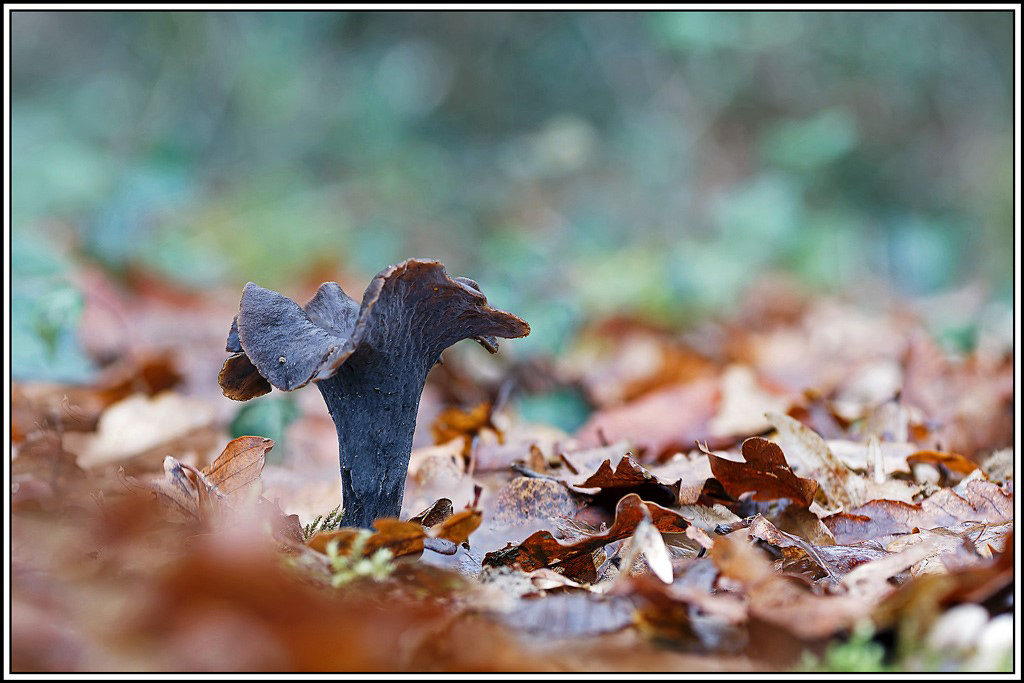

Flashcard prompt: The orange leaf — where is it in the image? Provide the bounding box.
[906,449,979,476]
[429,508,482,545]
[308,518,427,558]
[202,436,273,497]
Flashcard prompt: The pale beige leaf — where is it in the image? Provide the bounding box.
[75,393,217,467]
[708,365,789,439]
[767,411,854,509]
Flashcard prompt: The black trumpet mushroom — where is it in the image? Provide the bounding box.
[218,259,530,528]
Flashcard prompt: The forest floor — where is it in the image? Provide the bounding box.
[10,266,1016,673]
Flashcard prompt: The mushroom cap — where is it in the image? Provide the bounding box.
[219,259,530,401]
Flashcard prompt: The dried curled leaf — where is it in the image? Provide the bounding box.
[766,412,853,509]
[626,570,747,650]
[482,493,689,581]
[616,510,674,584]
[824,479,1013,544]
[203,436,272,497]
[558,440,634,476]
[870,533,1014,644]
[431,402,496,457]
[748,515,887,581]
[574,454,682,507]
[119,456,207,523]
[309,496,483,557]
[906,449,980,483]
[429,507,482,545]
[409,498,454,528]
[119,436,273,526]
[840,535,949,603]
[308,519,427,558]
[703,437,818,508]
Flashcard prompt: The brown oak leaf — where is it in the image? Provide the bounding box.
[704,437,818,507]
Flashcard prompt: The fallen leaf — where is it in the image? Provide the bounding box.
[947,521,1014,558]
[483,494,689,580]
[559,440,634,476]
[869,531,1013,647]
[785,389,849,440]
[565,319,716,407]
[115,536,539,671]
[615,510,674,584]
[766,412,853,509]
[202,436,272,498]
[840,535,947,603]
[648,452,716,504]
[628,571,748,651]
[429,507,482,546]
[490,476,583,528]
[685,525,716,551]
[408,438,466,492]
[748,515,887,581]
[710,531,867,639]
[71,392,219,469]
[11,386,104,442]
[492,591,635,638]
[528,567,587,592]
[678,504,741,533]
[11,351,184,443]
[765,504,835,546]
[573,454,681,507]
[827,438,914,475]
[979,448,1013,483]
[703,437,818,508]
[901,333,1014,459]
[94,350,184,404]
[307,519,428,558]
[410,498,454,528]
[432,401,496,457]
[12,431,91,513]
[120,455,206,524]
[119,436,275,525]
[906,449,980,484]
[824,479,1013,544]
[472,423,571,473]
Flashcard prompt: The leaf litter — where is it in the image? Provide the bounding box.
[10,271,1015,672]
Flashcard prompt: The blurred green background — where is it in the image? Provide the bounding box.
[12,11,1015,380]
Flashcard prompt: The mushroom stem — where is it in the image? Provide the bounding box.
[316,354,430,528]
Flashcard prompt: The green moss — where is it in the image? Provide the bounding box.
[797,622,893,673]
[326,533,395,587]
